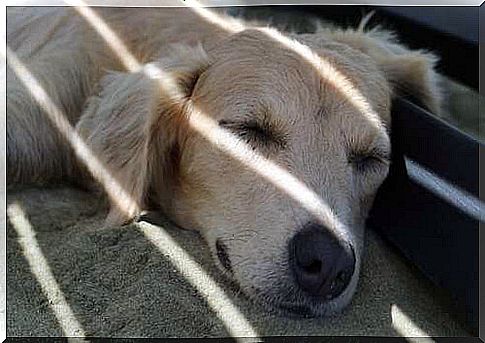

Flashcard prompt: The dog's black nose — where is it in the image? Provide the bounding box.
[289,223,355,300]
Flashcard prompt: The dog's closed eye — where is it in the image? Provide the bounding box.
[218,119,287,151]
[348,148,390,173]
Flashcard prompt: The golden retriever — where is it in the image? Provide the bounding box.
[6,6,442,316]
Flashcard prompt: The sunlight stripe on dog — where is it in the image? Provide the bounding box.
[7,202,86,337]
[257,28,386,133]
[180,0,245,33]
[136,220,260,340]
[66,0,142,72]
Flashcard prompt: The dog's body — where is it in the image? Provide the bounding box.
[7,7,238,184]
[6,7,442,316]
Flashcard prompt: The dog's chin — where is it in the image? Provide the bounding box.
[235,277,359,319]
[242,293,353,319]
[263,294,355,318]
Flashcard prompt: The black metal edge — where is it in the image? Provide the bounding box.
[391,98,480,197]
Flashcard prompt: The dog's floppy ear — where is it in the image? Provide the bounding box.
[76,44,211,225]
[323,28,443,114]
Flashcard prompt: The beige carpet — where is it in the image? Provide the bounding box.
[6,186,468,338]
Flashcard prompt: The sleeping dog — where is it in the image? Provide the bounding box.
[6,6,441,316]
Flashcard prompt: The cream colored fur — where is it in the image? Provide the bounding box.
[6,7,442,316]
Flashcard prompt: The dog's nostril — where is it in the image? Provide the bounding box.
[302,259,322,274]
[215,239,232,273]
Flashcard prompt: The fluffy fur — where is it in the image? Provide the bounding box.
[6,7,441,316]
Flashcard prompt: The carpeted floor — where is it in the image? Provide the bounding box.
[6,186,469,338]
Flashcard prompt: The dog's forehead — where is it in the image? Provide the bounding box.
[201,29,392,130]
[210,29,323,72]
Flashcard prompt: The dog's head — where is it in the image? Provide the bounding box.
[77,27,440,316]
